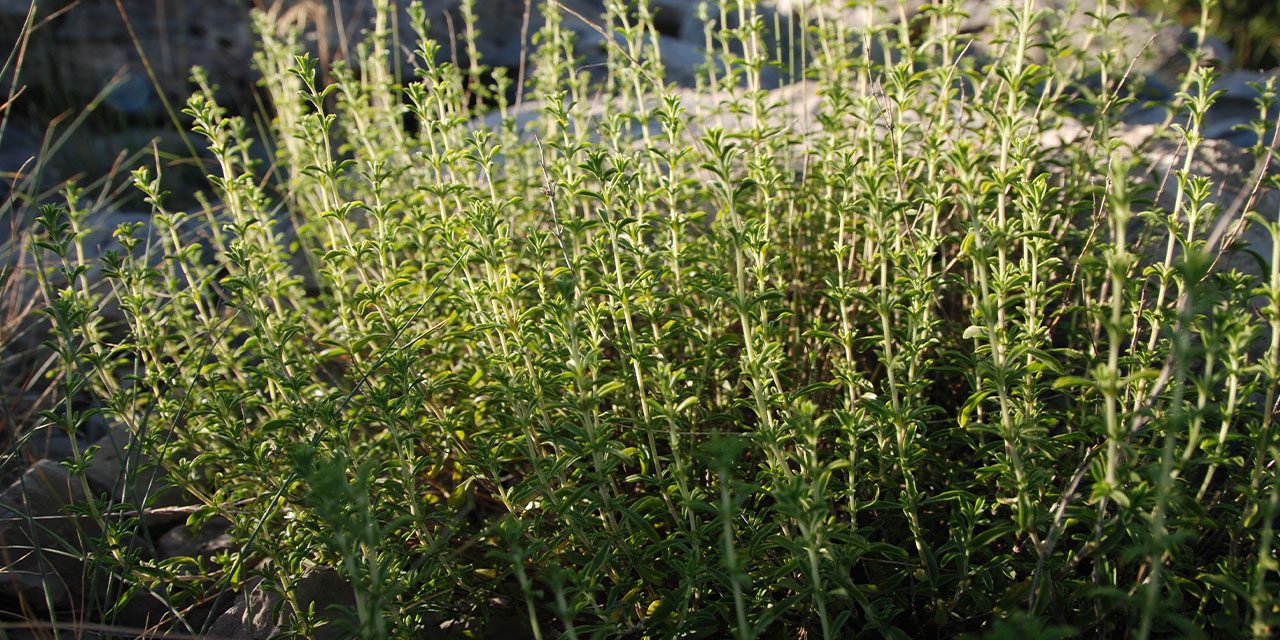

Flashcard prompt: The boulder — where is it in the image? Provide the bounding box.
[10,1,259,120]
[0,1,33,18]
[0,458,93,609]
[0,422,195,612]
[157,515,233,562]
[1040,117,1278,287]
[0,125,44,206]
[208,567,359,640]
[18,421,80,466]
[83,426,188,529]
[1,0,613,122]
[1136,128,1279,281]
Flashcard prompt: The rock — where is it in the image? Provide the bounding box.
[208,567,359,640]
[678,0,1225,80]
[0,458,94,609]
[1,202,224,332]
[834,0,1230,83]
[157,516,233,562]
[18,422,79,464]
[569,27,714,88]
[0,126,44,205]
[0,424,189,615]
[83,426,187,528]
[0,393,79,471]
[5,2,252,121]
[60,209,161,328]
[436,606,534,639]
[0,0,736,142]
[1133,127,1278,279]
[1123,69,1280,146]
[668,0,803,87]
[0,0,33,18]
[3,0,618,124]
[1041,118,1278,280]
[1202,70,1280,146]
[59,127,212,209]
[476,78,822,149]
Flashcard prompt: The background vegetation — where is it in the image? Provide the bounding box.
[1152,0,1280,68]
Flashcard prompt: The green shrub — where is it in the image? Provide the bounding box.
[20,0,1280,637]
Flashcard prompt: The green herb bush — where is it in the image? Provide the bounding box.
[17,0,1280,637]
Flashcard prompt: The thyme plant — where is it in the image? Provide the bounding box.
[13,0,1280,637]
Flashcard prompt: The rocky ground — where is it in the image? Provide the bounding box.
[0,0,1277,637]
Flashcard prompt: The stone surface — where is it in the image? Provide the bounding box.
[0,204,222,333]
[0,424,194,614]
[1,0,613,122]
[0,1,33,18]
[0,126,42,205]
[1138,129,1278,279]
[205,566,527,638]
[83,427,187,528]
[1202,70,1280,146]
[12,1,258,119]
[0,458,93,609]
[0,0,1252,130]
[1040,117,1278,285]
[19,422,79,465]
[675,0,1231,87]
[157,515,233,562]
[208,567,359,640]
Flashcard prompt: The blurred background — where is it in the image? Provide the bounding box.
[1150,0,1280,69]
[0,0,1272,216]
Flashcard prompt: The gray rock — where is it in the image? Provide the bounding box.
[830,0,1229,83]
[1201,70,1280,145]
[435,606,534,639]
[18,422,78,463]
[0,458,94,609]
[1041,119,1277,280]
[1135,127,1278,279]
[157,515,233,562]
[208,567,359,640]
[0,0,33,18]
[659,0,1239,98]
[0,424,183,613]
[11,411,112,467]
[62,209,161,328]
[569,28,713,88]
[15,1,257,119]
[83,427,187,528]
[3,0,616,124]
[0,126,42,204]
[2,203,223,332]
